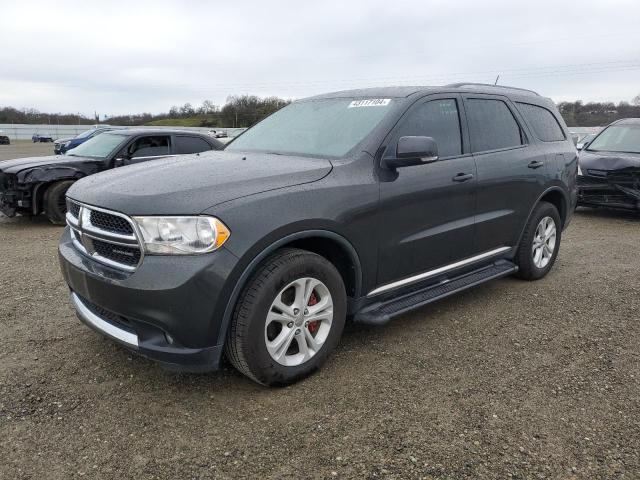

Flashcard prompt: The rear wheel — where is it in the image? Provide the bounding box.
[515,201,561,280]
[43,180,74,225]
[225,248,346,386]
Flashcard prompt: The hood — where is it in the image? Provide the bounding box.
[55,137,74,144]
[0,154,98,175]
[67,150,333,215]
[579,150,640,172]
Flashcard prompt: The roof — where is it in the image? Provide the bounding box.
[307,86,436,99]
[305,83,541,101]
[107,128,210,136]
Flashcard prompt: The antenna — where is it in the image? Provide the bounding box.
[494,75,500,85]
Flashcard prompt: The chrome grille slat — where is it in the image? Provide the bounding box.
[65,199,143,272]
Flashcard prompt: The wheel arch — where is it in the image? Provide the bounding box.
[216,230,363,347]
[31,177,82,215]
[515,186,568,252]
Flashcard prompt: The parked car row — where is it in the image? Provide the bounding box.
[0,129,223,223]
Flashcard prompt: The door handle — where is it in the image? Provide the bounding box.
[452,173,474,182]
[528,160,545,169]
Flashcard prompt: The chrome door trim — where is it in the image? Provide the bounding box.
[367,246,511,297]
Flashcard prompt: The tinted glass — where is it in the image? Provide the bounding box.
[391,99,462,158]
[466,99,523,152]
[227,98,396,157]
[174,136,212,154]
[128,136,170,158]
[587,125,640,153]
[517,103,565,142]
[66,133,125,158]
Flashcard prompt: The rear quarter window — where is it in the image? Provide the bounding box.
[516,103,565,142]
[174,136,213,154]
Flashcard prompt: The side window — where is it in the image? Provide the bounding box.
[173,136,212,154]
[465,99,523,152]
[516,103,565,142]
[391,99,462,158]
[128,136,170,158]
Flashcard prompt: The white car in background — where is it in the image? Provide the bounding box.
[208,129,228,138]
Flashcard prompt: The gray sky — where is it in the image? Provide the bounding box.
[1,0,639,116]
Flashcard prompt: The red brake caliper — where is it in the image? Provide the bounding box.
[307,291,320,334]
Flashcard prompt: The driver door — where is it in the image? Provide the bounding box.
[376,94,477,287]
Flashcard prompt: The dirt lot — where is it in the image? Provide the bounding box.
[1,142,639,479]
[0,139,56,160]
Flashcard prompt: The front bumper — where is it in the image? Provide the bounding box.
[578,174,640,211]
[58,227,239,371]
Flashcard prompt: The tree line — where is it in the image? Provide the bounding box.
[1,94,638,128]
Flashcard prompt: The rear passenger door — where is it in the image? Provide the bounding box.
[377,95,477,286]
[463,94,547,252]
[172,135,215,155]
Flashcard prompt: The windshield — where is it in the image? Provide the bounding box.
[587,125,640,153]
[67,133,126,158]
[226,98,396,157]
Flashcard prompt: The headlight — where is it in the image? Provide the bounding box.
[63,141,71,147]
[132,216,230,255]
[578,164,583,176]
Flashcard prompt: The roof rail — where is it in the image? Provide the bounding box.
[445,83,540,96]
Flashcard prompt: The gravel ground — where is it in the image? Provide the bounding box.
[1,142,639,479]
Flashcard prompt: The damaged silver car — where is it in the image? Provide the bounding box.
[578,118,640,212]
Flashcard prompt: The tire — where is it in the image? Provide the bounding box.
[515,201,562,280]
[225,248,347,386]
[43,180,74,225]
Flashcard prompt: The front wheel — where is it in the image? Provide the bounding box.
[225,248,347,386]
[43,180,74,225]
[515,201,562,280]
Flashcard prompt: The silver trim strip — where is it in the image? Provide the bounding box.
[71,293,139,347]
[367,247,511,297]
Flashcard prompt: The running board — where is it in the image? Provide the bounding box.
[353,260,518,326]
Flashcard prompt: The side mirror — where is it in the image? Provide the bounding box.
[113,156,128,167]
[384,136,439,169]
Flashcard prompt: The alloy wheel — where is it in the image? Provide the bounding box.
[532,216,557,269]
[264,277,334,367]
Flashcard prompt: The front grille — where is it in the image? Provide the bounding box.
[92,239,141,266]
[90,210,133,235]
[67,200,81,218]
[66,199,143,271]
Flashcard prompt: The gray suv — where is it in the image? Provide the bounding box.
[58,83,577,386]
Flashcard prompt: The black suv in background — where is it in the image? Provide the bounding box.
[0,129,223,223]
[59,84,577,386]
[577,118,640,211]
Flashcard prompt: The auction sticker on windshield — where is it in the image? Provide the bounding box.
[348,99,391,108]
